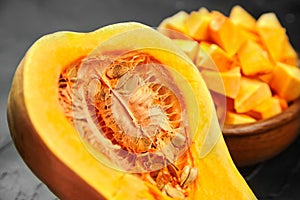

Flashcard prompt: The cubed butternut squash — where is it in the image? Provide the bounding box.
[257,13,282,28]
[237,40,274,76]
[240,29,261,43]
[198,7,210,14]
[209,11,245,56]
[229,5,257,32]
[201,67,241,99]
[273,95,288,110]
[173,39,199,62]
[158,11,190,39]
[221,67,242,99]
[234,77,272,113]
[269,62,300,101]
[225,111,256,125]
[196,42,216,71]
[257,72,273,84]
[257,26,286,62]
[248,97,282,120]
[185,11,213,41]
[197,43,234,72]
[280,37,298,66]
[256,12,297,64]
[157,6,299,124]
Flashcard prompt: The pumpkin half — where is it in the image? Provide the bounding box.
[7,22,256,199]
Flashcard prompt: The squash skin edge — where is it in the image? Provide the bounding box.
[7,58,106,200]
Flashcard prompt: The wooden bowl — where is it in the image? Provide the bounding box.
[223,97,300,167]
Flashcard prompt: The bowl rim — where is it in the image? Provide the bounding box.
[222,97,300,136]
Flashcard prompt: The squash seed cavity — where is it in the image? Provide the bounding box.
[58,51,198,198]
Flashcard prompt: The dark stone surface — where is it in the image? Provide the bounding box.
[0,0,299,199]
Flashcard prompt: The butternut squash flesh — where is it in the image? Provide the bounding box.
[7,22,256,199]
[158,6,299,126]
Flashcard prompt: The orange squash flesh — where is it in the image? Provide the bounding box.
[208,11,245,56]
[7,22,256,199]
[185,11,212,41]
[257,13,298,66]
[158,6,299,126]
[248,97,282,120]
[201,67,241,99]
[234,77,272,113]
[269,62,300,101]
[225,111,256,125]
[173,39,199,62]
[205,44,234,72]
[158,11,190,39]
[237,40,274,76]
[229,5,256,32]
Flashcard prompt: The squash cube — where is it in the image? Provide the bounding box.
[280,37,298,66]
[209,11,245,56]
[201,67,241,98]
[229,5,257,32]
[197,43,234,72]
[257,26,286,62]
[273,95,288,110]
[196,42,215,70]
[173,39,199,62]
[225,111,256,125]
[248,97,282,120]
[234,77,272,113]
[185,11,213,41]
[256,13,296,63]
[257,73,273,84]
[158,11,189,39]
[257,13,282,29]
[237,40,274,76]
[240,28,261,43]
[269,62,300,101]
[198,7,209,14]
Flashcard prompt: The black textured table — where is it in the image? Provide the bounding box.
[0,0,299,199]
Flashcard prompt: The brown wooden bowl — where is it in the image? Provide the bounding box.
[222,97,300,167]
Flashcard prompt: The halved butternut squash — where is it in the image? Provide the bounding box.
[7,22,256,199]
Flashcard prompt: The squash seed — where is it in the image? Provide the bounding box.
[164,183,185,199]
[180,166,198,187]
[180,165,190,186]
[171,133,186,148]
